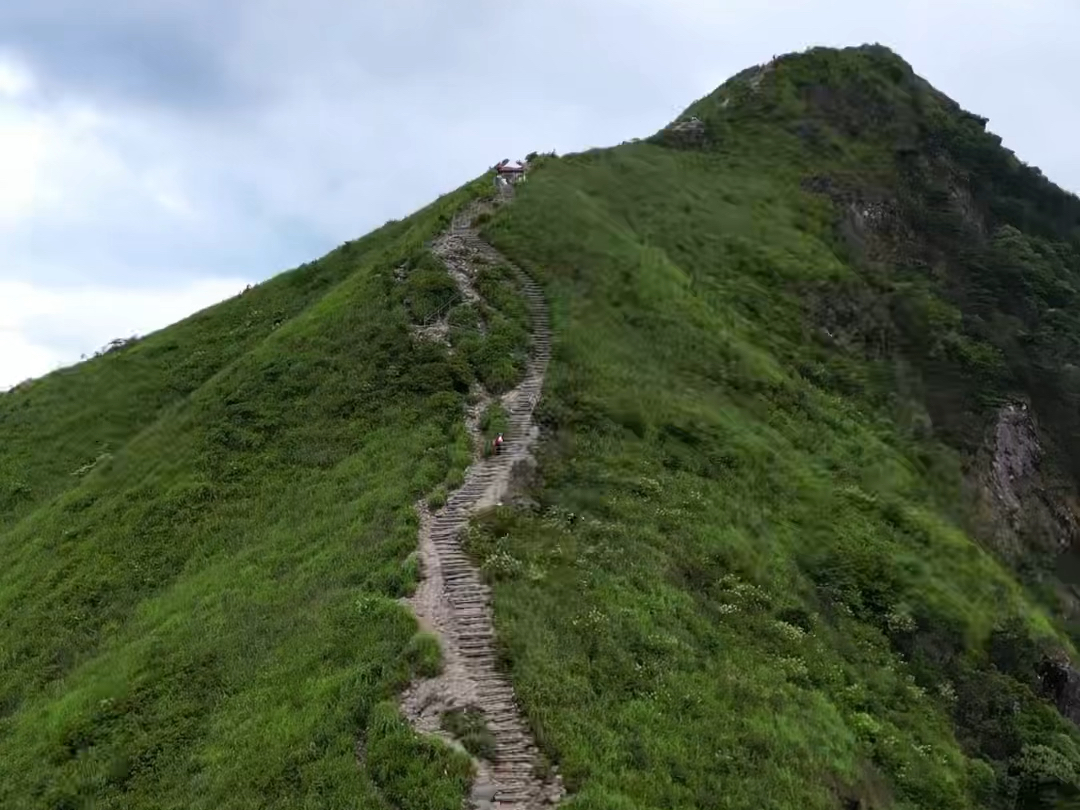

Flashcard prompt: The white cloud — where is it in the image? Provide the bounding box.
[0,112,51,224]
[0,90,188,232]
[0,53,232,289]
[0,277,251,390]
[0,54,32,99]
[0,329,59,390]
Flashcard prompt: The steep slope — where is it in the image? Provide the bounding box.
[0,212,422,525]
[469,48,1080,809]
[0,181,509,809]
[5,42,1080,810]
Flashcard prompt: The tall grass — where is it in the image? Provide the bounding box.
[0,180,501,809]
[475,92,1080,808]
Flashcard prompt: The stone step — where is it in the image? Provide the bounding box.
[459,639,493,649]
[444,568,479,578]
[479,695,516,708]
[495,762,540,773]
[495,754,536,765]
[446,579,482,590]
[447,581,484,590]
[455,625,492,636]
[438,557,473,570]
[492,737,530,750]
[453,611,491,621]
[448,594,488,604]
[491,790,534,804]
[440,561,474,572]
[487,722,526,733]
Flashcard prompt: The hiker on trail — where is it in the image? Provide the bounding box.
[493,433,504,455]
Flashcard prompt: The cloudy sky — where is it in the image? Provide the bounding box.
[1,1,1077,389]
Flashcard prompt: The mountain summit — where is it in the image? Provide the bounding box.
[3,44,1080,810]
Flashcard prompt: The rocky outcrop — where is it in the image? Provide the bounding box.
[989,402,1041,517]
[973,401,1080,563]
[1039,657,1080,727]
[661,116,708,148]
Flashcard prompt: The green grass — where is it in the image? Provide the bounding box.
[440,707,497,761]
[0,176,510,810]
[427,485,449,510]
[471,49,1080,810]
[365,702,474,810]
[450,261,531,393]
[405,632,444,679]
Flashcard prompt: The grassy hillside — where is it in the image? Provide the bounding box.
[472,47,1080,810]
[4,43,1080,810]
[0,179,518,809]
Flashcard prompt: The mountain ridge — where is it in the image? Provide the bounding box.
[3,43,1080,810]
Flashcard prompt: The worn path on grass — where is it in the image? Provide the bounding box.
[400,196,563,809]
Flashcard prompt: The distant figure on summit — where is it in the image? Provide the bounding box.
[493,432,504,455]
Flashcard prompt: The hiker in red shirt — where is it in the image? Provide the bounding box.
[493,433,504,455]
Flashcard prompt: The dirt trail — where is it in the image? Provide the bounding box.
[401,197,563,809]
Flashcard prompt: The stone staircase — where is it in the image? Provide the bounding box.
[403,198,562,809]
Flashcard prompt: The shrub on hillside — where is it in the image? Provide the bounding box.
[440,707,496,761]
[404,632,443,680]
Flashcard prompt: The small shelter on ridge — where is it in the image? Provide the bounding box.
[493,158,528,190]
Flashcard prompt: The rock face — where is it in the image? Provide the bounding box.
[801,169,1080,575]
[974,401,1080,564]
[662,116,707,147]
[989,403,1041,516]
[1039,657,1080,727]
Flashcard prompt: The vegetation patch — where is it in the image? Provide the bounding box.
[440,707,497,762]
[479,403,510,457]
[366,701,474,810]
[405,632,444,679]
[475,45,1080,810]
[0,177,491,809]
[452,263,530,393]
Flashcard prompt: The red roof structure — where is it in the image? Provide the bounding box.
[495,159,526,174]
